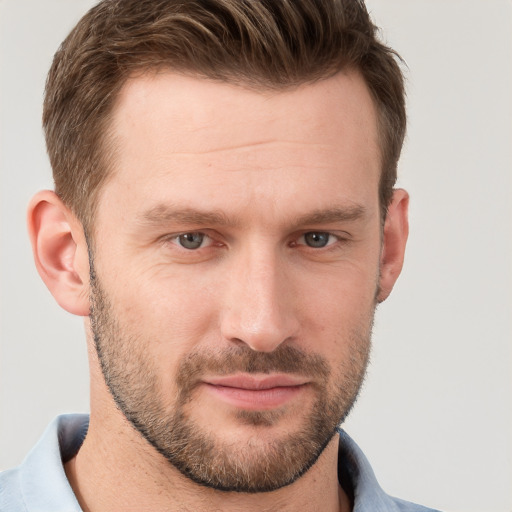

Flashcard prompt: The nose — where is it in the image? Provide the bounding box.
[220,244,299,353]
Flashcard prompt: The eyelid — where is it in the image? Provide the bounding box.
[159,229,350,251]
[297,230,349,243]
[298,232,335,247]
[289,231,354,255]
[162,231,215,249]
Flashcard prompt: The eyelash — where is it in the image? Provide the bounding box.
[293,232,339,249]
[163,231,348,252]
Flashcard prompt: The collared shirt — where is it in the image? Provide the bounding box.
[0,415,440,511]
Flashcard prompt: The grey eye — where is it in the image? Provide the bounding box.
[178,232,205,249]
[304,232,331,248]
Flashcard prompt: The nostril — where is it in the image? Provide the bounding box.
[230,337,247,348]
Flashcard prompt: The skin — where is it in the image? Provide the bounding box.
[28,69,408,512]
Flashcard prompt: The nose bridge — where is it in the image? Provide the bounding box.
[220,239,298,352]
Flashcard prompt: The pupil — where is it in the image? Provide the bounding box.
[179,232,204,249]
[305,232,329,248]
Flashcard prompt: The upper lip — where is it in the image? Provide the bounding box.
[203,374,309,390]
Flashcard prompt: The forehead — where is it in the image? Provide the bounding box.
[98,70,381,226]
[111,70,379,156]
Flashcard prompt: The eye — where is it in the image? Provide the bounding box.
[300,232,336,248]
[175,232,208,250]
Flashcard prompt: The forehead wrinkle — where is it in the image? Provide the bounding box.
[144,139,335,158]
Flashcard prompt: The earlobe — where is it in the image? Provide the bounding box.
[377,189,409,303]
[27,190,90,316]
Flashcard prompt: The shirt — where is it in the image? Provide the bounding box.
[0,415,441,511]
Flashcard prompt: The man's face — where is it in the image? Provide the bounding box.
[88,71,383,492]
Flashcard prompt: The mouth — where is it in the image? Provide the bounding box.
[201,374,309,410]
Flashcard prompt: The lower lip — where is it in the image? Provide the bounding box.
[203,383,306,410]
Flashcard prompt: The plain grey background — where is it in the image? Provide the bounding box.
[1,1,511,511]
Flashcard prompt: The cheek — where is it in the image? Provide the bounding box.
[113,258,218,327]
[299,261,379,319]
[107,268,220,374]
[294,260,378,358]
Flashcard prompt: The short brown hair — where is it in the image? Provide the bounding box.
[43,0,406,227]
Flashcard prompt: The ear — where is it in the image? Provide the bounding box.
[377,188,409,303]
[27,190,90,316]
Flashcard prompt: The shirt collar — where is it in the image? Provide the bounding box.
[337,428,405,511]
[20,414,88,512]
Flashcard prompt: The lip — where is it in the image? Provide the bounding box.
[201,374,309,410]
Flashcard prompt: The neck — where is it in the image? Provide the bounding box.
[65,409,350,512]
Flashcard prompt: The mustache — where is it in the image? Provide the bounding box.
[175,344,330,392]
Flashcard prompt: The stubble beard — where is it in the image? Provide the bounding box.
[89,262,373,493]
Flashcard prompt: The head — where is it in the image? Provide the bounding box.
[43,0,406,230]
[31,0,409,495]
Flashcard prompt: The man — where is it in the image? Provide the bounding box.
[0,0,439,510]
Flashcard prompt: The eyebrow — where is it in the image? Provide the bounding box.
[138,205,234,227]
[294,205,367,226]
[136,204,367,229]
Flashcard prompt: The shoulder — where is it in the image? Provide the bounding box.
[0,465,27,512]
[0,414,88,512]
